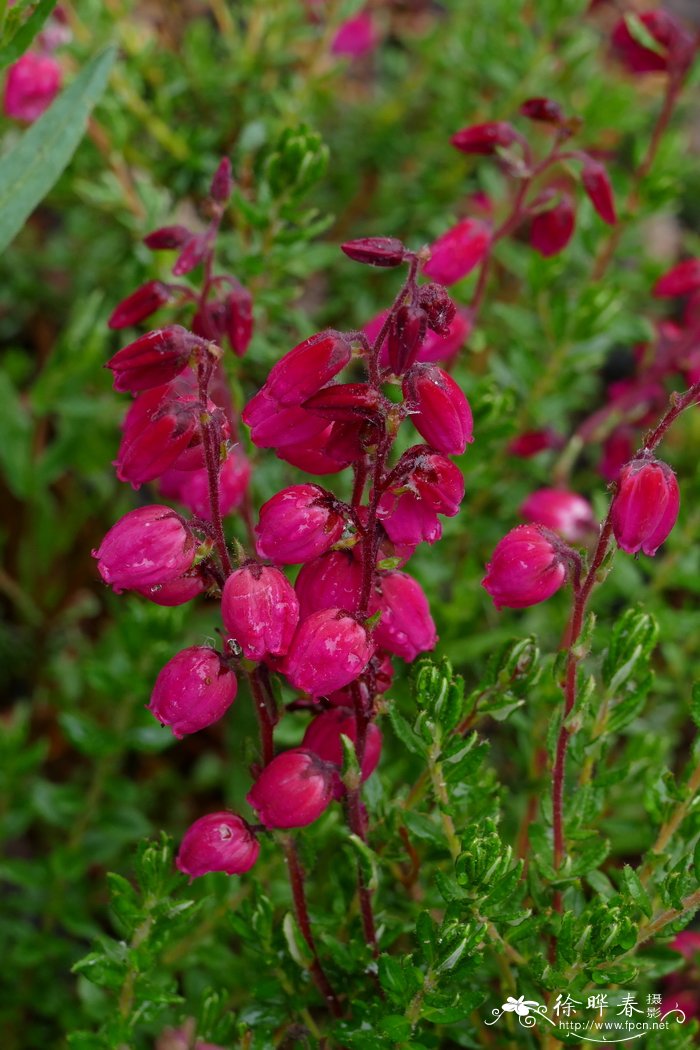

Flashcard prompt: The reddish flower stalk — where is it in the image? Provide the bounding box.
[468,137,579,321]
[551,380,700,905]
[591,73,685,282]
[282,838,343,1018]
[196,354,233,576]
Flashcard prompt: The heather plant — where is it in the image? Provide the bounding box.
[3,2,700,1049]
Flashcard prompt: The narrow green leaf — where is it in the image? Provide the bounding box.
[388,704,428,758]
[690,683,700,729]
[0,45,116,253]
[0,0,58,70]
[621,864,652,918]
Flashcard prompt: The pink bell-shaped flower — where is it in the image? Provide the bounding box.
[611,457,680,556]
[519,488,596,543]
[482,524,568,610]
[221,563,299,661]
[93,505,196,592]
[4,52,61,122]
[294,550,363,618]
[246,749,335,828]
[370,571,437,662]
[264,330,352,407]
[106,326,203,392]
[423,219,491,286]
[176,812,260,877]
[283,609,374,696]
[255,484,345,564]
[403,364,474,455]
[148,646,237,738]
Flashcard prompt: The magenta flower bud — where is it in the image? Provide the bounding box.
[106,326,203,392]
[246,749,335,828]
[302,708,382,797]
[520,97,565,124]
[275,421,361,475]
[225,286,254,357]
[341,237,405,267]
[143,226,192,253]
[416,284,457,336]
[222,563,299,661]
[450,121,520,155]
[243,389,329,449]
[378,490,442,546]
[530,193,575,257]
[403,364,474,455]
[508,428,564,458]
[265,330,352,406]
[405,448,465,516]
[304,383,382,422]
[331,10,378,58]
[172,234,210,277]
[283,609,373,695]
[148,646,237,738]
[423,219,491,286]
[295,550,363,618]
[135,574,206,606]
[611,458,680,556]
[4,52,61,122]
[482,525,568,610]
[144,225,192,251]
[611,11,695,75]
[387,304,428,375]
[654,259,700,298]
[370,571,437,661]
[176,812,259,877]
[116,393,202,487]
[108,281,173,331]
[519,488,596,543]
[210,157,233,203]
[581,158,616,226]
[93,505,196,592]
[255,485,345,565]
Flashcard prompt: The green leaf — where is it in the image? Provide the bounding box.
[282,912,313,969]
[378,954,409,1004]
[691,683,700,730]
[388,704,428,758]
[347,833,379,891]
[621,864,652,919]
[623,13,667,58]
[0,0,58,70]
[602,607,658,691]
[0,46,116,254]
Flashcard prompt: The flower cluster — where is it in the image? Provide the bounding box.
[93,189,473,879]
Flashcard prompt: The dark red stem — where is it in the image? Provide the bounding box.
[247,668,275,767]
[283,838,343,1017]
[196,357,233,576]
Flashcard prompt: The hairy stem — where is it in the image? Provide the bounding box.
[282,838,343,1018]
[247,668,275,767]
[197,358,233,576]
